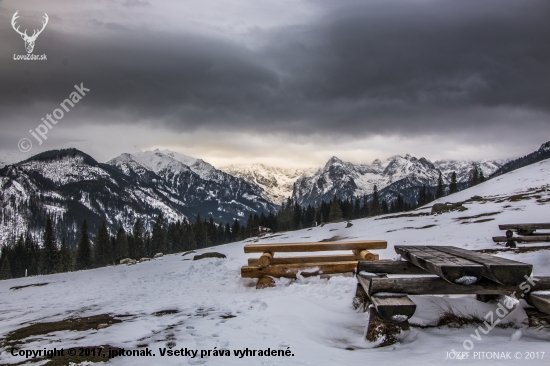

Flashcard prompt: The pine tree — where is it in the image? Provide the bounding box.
[354,199,361,219]
[470,166,479,187]
[151,214,166,255]
[94,221,111,267]
[370,185,382,216]
[328,198,344,222]
[381,200,389,214]
[436,172,445,199]
[76,220,92,270]
[449,172,458,194]
[479,169,485,183]
[396,194,404,212]
[24,233,39,276]
[166,223,177,253]
[186,225,197,250]
[133,220,145,259]
[363,195,369,217]
[56,237,72,272]
[426,189,435,203]
[13,235,25,278]
[127,235,136,259]
[420,185,427,207]
[202,223,211,247]
[0,254,11,280]
[144,231,152,257]
[195,215,205,248]
[114,227,129,262]
[41,218,58,274]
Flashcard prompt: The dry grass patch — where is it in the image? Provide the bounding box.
[319,236,349,242]
[153,309,180,317]
[376,212,430,220]
[509,194,531,202]
[4,314,122,345]
[10,283,49,291]
[455,211,501,221]
[386,224,437,233]
[411,302,516,329]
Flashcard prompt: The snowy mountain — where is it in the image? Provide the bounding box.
[435,159,507,182]
[0,149,187,247]
[292,154,504,206]
[2,141,546,249]
[2,157,550,366]
[0,149,277,247]
[139,149,218,180]
[57,141,142,163]
[108,150,277,220]
[221,164,317,204]
[0,141,141,168]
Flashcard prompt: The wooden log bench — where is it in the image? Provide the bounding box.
[354,245,548,346]
[493,223,550,247]
[241,240,387,288]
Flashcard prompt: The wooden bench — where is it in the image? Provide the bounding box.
[241,240,387,288]
[493,223,550,247]
[354,245,549,345]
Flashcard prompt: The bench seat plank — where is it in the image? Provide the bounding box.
[357,260,429,275]
[492,235,550,243]
[430,246,532,286]
[241,261,357,278]
[394,245,484,285]
[371,296,417,323]
[364,276,550,296]
[244,240,387,253]
[499,223,550,231]
[357,275,416,323]
[527,293,550,316]
[248,254,369,267]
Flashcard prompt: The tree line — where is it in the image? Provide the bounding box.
[0,214,247,280]
[1,167,485,280]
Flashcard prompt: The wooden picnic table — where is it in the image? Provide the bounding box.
[355,245,547,328]
[493,223,550,246]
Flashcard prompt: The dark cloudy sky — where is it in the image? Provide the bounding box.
[0,0,549,168]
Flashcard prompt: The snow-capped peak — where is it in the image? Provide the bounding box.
[127,150,191,175]
[292,154,505,206]
[157,149,198,167]
[221,163,317,204]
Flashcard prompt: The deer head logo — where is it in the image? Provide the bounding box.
[11,11,49,54]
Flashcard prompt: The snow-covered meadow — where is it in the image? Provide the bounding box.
[2,160,550,365]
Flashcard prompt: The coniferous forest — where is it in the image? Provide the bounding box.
[1,169,485,280]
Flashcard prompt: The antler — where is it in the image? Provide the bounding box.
[30,13,49,39]
[11,10,29,38]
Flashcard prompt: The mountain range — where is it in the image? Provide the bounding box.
[291,154,505,206]
[2,141,548,246]
[0,149,275,247]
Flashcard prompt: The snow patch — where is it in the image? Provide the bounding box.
[454,276,478,285]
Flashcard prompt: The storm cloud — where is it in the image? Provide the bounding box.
[0,0,549,166]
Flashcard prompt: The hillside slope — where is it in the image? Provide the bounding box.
[1,159,550,365]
